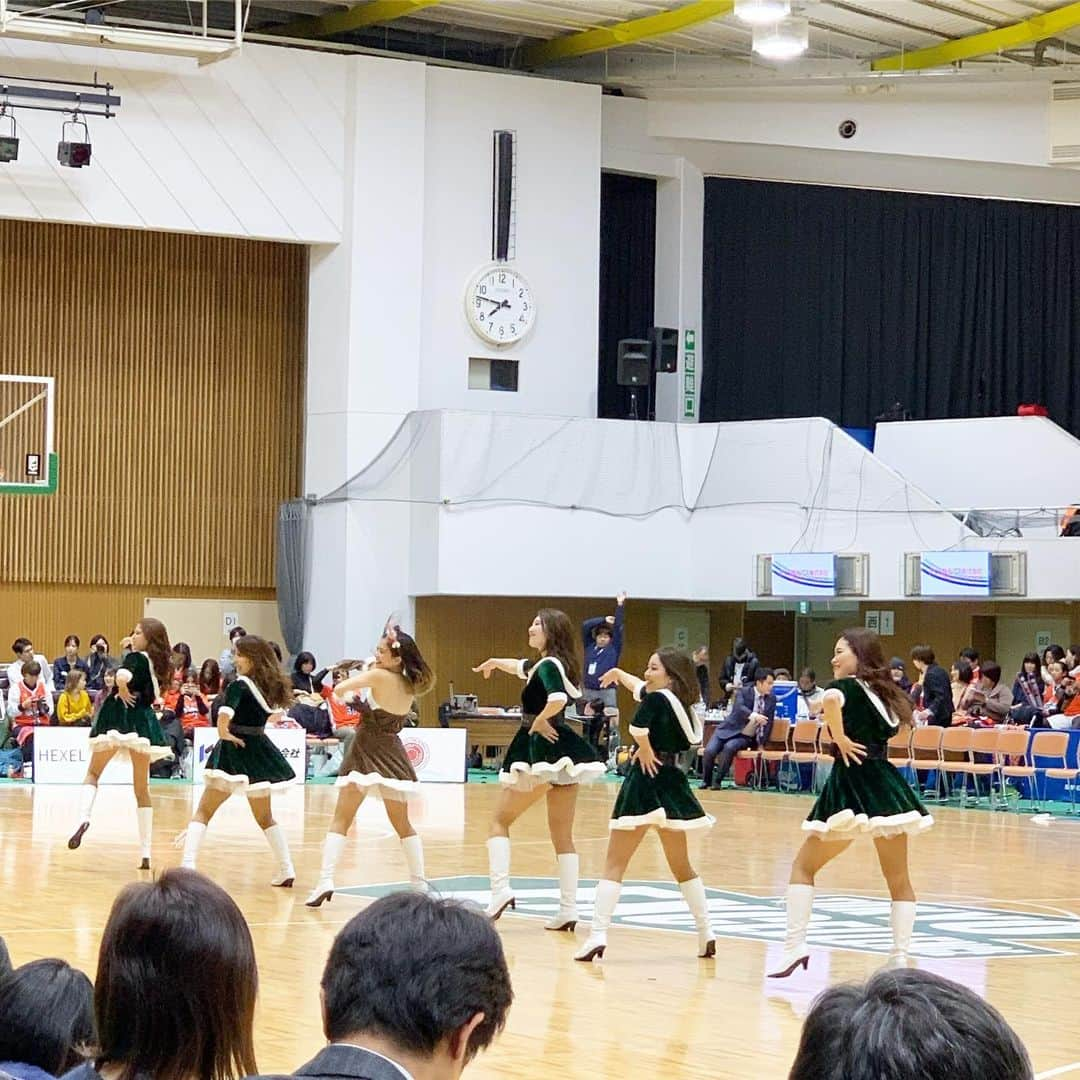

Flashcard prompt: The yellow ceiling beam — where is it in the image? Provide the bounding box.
[521,0,735,68]
[268,0,441,39]
[872,0,1080,71]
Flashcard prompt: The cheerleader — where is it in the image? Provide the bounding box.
[67,619,174,870]
[473,609,606,929]
[305,627,435,907]
[575,648,717,962]
[179,635,297,887]
[769,627,932,978]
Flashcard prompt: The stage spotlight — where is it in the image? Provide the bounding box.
[0,108,17,164]
[57,114,91,169]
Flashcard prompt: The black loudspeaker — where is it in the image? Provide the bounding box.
[492,131,514,261]
[649,326,678,373]
[616,339,652,386]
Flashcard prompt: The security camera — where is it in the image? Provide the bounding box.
[838,119,857,140]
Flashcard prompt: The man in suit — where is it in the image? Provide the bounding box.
[250,892,512,1080]
[719,636,760,706]
[911,645,953,727]
[700,668,776,790]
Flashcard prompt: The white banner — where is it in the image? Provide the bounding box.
[192,727,306,786]
[399,728,466,783]
[34,727,135,785]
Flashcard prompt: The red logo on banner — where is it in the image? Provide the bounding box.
[404,737,429,770]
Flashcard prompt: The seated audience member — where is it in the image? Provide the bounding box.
[0,958,94,1079]
[788,968,1033,1080]
[959,647,981,681]
[796,668,824,718]
[52,636,89,696]
[91,669,116,719]
[1044,661,1071,719]
[174,677,211,740]
[700,668,776,790]
[56,671,93,727]
[971,662,1011,723]
[6,639,53,696]
[291,651,328,697]
[171,643,193,684]
[1042,644,1066,685]
[198,658,223,703]
[692,646,711,706]
[889,657,912,693]
[253,891,512,1080]
[1011,653,1047,726]
[83,635,114,694]
[63,869,257,1080]
[911,646,952,727]
[1067,644,1080,679]
[719,636,759,704]
[950,661,982,718]
[774,667,792,682]
[219,626,246,678]
[1053,666,1080,721]
[7,661,52,764]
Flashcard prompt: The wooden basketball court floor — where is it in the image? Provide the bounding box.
[2,779,1079,1079]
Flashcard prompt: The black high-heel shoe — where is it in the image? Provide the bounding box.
[306,889,333,908]
[768,954,809,978]
[488,896,516,921]
[68,822,89,850]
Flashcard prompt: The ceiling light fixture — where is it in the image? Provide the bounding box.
[752,16,810,60]
[734,0,791,26]
[0,105,16,163]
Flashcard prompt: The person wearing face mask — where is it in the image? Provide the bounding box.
[719,636,759,705]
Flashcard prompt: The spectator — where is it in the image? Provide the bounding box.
[774,667,792,682]
[788,968,1033,1080]
[959,647,981,681]
[692,646,711,706]
[796,668,824,718]
[0,958,94,1079]
[889,657,912,693]
[252,891,512,1080]
[84,635,114,694]
[91,668,116,720]
[1044,661,1069,719]
[219,625,247,678]
[291,651,328,696]
[1042,644,1066,684]
[174,675,211,740]
[198,658,223,702]
[974,662,1012,723]
[1049,663,1080,722]
[700,668,776,790]
[63,869,257,1080]
[910,646,953,727]
[171,643,193,683]
[7,660,51,766]
[1011,653,1047,726]
[719,636,759,703]
[951,661,982,719]
[56,671,93,727]
[1067,644,1080,678]
[6,639,53,696]
[52,636,89,696]
[581,592,627,709]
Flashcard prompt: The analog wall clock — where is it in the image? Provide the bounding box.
[464,264,535,346]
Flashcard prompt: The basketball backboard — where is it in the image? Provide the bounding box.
[0,375,56,494]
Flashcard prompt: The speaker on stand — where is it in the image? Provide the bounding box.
[616,339,653,420]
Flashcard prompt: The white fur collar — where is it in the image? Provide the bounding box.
[528,656,583,699]
[856,678,900,729]
[136,650,160,702]
[657,688,703,744]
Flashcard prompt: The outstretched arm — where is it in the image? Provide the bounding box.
[599,666,643,697]
[472,658,526,680]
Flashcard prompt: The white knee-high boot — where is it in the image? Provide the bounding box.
[575,879,621,961]
[679,876,717,958]
[401,835,428,893]
[768,884,815,978]
[485,836,515,919]
[67,784,98,849]
[545,853,579,931]
[181,822,207,870]
[306,832,346,907]
[136,807,154,868]
[263,824,295,887]
[888,901,917,968]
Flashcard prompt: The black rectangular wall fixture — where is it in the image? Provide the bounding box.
[492,130,514,261]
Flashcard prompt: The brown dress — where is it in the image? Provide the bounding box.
[334,688,419,802]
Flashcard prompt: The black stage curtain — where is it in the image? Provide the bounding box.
[598,172,656,420]
[701,178,1080,436]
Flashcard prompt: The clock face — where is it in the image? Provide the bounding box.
[465,265,535,346]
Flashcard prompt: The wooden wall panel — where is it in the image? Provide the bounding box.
[0,219,306,589]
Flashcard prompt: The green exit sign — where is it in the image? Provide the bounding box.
[684,329,696,351]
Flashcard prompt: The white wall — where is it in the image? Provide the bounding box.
[419,67,601,417]
[0,39,345,240]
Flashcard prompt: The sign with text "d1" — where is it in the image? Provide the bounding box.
[223,611,240,637]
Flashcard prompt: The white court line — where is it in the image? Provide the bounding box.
[1037,1063,1080,1079]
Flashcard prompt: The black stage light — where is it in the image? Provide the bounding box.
[58,114,91,168]
[0,108,16,164]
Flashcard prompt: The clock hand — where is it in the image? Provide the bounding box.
[477,295,503,309]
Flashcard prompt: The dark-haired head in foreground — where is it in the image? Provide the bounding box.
[788,968,1032,1080]
[0,958,94,1076]
[319,891,512,1078]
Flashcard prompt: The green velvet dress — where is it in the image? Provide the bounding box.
[88,651,172,762]
[804,677,933,840]
[203,677,295,796]
[611,687,714,832]
[500,656,606,791]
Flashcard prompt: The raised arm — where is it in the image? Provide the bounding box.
[472,658,526,680]
[598,666,643,697]
[611,594,626,657]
